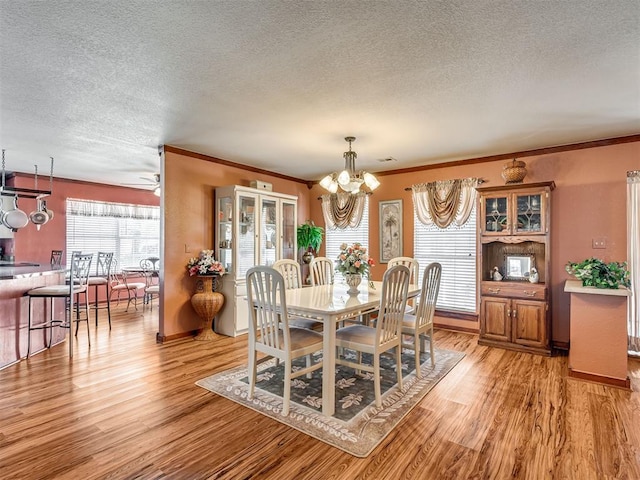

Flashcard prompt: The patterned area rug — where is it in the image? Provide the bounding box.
[196,347,465,457]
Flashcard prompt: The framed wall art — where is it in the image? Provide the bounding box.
[379,199,402,263]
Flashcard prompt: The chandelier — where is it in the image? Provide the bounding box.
[319,136,380,194]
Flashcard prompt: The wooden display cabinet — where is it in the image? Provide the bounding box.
[477,181,555,355]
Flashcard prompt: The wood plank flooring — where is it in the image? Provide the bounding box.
[1,305,638,479]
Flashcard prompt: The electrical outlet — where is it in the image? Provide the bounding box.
[592,237,606,249]
[185,244,191,253]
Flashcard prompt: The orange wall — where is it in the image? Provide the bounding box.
[309,141,639,343]
[161,150,312,338]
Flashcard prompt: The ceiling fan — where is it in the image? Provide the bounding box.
[122,173,161,196]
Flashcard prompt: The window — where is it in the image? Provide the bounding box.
[66,199,160,269]
[325,197,370,269]
[413,206,477,313]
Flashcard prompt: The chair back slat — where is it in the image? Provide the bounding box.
[415,262,442,328]
[272,259,301,290]
[247,266,290,352]
[377,264,410,344]
[309,257,334,286]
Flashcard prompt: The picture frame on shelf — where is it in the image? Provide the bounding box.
[504,253,535,281]
[379,199,402,263]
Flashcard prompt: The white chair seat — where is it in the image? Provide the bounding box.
[290,317,322,331]
[336,324,376,346]
[87,276,108,285]
[401,313,418,329]
[145,285,160,294]
[112,282,145,291]
[27,284,87,297]
[282,327,323,350]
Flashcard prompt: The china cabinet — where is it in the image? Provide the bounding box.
[214,185,297,336]
[477,181,555,355]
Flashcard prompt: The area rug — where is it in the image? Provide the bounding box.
[196,347,464,457]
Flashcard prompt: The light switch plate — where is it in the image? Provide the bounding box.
[592,237,606,249]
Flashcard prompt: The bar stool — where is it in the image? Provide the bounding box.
[87,252,113,329]
[26,253,93,358]
[50,250,63,266]
[109,259,146,311]
[140,258,159,309]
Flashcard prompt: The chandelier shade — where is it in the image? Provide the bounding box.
[319,137,380,194]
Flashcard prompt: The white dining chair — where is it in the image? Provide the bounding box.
[309,256,334,286]
[335,264,410,408]
[273,259,322,331]
[401,262,441,377]
[246,266,323,416]
[387,256,419,312]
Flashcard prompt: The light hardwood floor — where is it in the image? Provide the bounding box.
[1,305,638,479]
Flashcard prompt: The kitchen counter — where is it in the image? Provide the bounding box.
[0,265,66,369]
[0,263,66,280]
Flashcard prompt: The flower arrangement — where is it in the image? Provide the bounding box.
[565,257,630,289]
[335,243,375,277]
[186,250,226,276]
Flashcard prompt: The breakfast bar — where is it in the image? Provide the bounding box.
[0,263,66,369]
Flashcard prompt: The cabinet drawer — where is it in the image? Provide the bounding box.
[481,282,547,300]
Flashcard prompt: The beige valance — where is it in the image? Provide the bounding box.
[412,178,479,229]
[321,192,367,229]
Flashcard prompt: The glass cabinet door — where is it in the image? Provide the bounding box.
[483,195,509,234]
[260,197,277,267]
[217,195,234,273]
[280,200,296,260]
[237,194,257,279]
[513,193,543,234]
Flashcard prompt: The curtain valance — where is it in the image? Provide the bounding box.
[412,178,479,229]
[320,192,367,229]
[67,198,160,220]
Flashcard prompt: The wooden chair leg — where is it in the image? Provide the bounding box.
[414,333,421,378]
[373,354,382,408]
[396,345,403,391]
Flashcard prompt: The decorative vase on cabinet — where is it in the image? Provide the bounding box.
[191,275,225,341]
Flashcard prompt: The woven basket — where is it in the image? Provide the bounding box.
[502,159,527,184]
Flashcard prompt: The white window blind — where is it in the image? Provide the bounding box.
[325,197,369,276]
[66,199,160,270]
[413,206,477,313]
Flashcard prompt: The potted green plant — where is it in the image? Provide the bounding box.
[297,220,324,264]
[565,257,630,289]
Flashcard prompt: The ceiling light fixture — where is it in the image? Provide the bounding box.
[319,136,380,194]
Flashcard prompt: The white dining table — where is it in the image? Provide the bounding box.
[284,280,420,417]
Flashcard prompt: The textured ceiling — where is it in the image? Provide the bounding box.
[1,1,639,190]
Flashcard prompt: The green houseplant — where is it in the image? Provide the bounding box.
[297,220,324,264]
[565,257,630,289]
